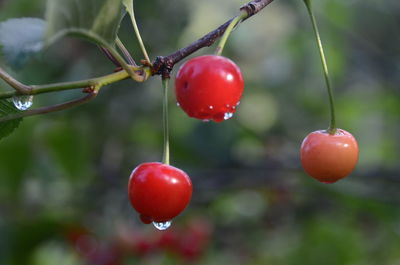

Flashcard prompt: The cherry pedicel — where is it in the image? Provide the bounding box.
[175,55,244,122]
[300,129,359,183]
[128,162,192,230]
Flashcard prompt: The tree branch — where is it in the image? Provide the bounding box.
[0,92,98,122]
[0,0,275,122]
[0,66,150,100]
[0,0,274,95]
[240,0,275,16]
[152,0,275,78]
[0,67,31,93]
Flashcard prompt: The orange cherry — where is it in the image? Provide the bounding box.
[300,129,359,183]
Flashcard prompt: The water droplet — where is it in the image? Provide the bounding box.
[152,220,172,230]
[226,104,230,108]
[208,106,214,110]
[236,101,241,106]
[12,95,33,110]
[176,102,180,107]
[224,112,234,120]
[232,106,236,110]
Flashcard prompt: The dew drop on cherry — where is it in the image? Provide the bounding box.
[224,112,234,120]
[152,220,172,230]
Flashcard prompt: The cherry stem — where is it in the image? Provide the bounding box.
[303,0,336,135]
[127,4,151,64]
[116,37,137,66]
[215,11,247,56]
[99,46,122,67]
[162,78,170,165]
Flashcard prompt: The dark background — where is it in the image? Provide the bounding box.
[1,0,400,264]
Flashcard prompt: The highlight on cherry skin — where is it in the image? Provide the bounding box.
[300,129,359,183]
[128,162,193,230]
[175,55,244,122]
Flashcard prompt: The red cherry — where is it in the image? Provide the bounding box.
[175,55,244,122]
[128,162,192,223]
[300,129,359,183]
[177,219,212,261]
[156,229,179,251]
[133,238,154,256]
[139,215,152,224]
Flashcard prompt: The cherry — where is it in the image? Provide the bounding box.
[176,219,212,261]
[128,162,192,223]
[156,229,179,251]
[300,129,359,183]
[175,55,244,122]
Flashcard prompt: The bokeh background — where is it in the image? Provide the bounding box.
[1,0,400,264]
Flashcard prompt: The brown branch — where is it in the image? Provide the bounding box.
[152,0,275,78]
[240,0,275,17]
[0,0,275,122]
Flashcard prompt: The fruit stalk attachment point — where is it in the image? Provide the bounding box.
[215,11,247,56]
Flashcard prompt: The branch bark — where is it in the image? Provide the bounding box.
[0,0,275,121]
[0,0,275,94]
[152,0,275,78]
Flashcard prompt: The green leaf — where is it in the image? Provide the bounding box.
[0,99,22,141]
[0,18,46,69]
[45,0,125,47]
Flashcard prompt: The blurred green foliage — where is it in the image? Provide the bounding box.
[1,0,400,264]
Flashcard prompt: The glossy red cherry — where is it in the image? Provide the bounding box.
[300,129,359,183]
[128,162,192,223]
[175,55,244,122]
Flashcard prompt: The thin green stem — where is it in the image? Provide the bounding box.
[49,29,138,80]
[99,46,122,67]
[0,66,151,100]
[103,42,137,79]
[0,68,31,93]
[161,78,170,165]
[0,92,98,122]
[116,37,137,66]
[127,5,151,64]
[303,0,336,134]
[215,11,247,56]
[0,64,153,121]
